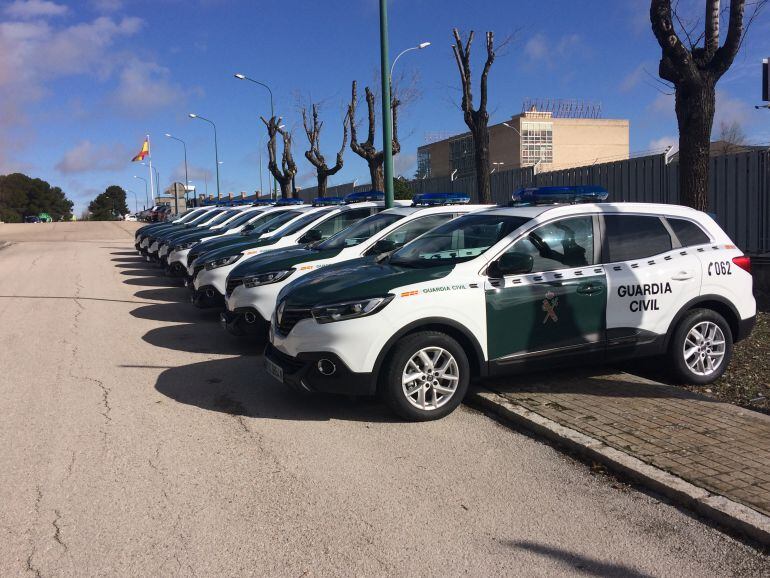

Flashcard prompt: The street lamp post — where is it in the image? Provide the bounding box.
[378,0,394,207]
[165,133,188,211]
[141,162,160,200]
[133,175,149,208]
[234,73,278,198]
[189,113,221,201]
[126,189,139,213]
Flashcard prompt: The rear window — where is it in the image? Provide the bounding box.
[667,218,710,247]
[604,215,672,262]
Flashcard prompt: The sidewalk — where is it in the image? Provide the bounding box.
[470,368,770,542]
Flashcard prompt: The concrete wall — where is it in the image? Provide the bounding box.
[550,118,629,170]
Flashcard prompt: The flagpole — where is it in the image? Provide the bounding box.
[146,134,155,207]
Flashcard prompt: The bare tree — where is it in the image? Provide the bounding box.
[650,0,765,210]
[719,119,747,153]
[302,103,348,197]
[348,80,401,192]
[451,28,497,204]
[261,116,297,198]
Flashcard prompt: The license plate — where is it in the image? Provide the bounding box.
[265,358,284,383]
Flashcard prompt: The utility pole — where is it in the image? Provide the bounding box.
[379,0,394,207]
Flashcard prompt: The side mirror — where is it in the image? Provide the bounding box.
[299,229,322,244]
[371,239,397,254]
[488,252,534,277]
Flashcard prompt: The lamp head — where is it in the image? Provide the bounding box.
[418,42,431,49]
[164,133,172,138]
[234,73,246,79]
[188,113,197,118]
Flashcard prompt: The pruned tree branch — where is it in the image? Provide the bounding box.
[302,103,348,196]
[260,115,297,198]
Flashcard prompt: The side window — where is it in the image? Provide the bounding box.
[380,214,454,248]
[314,209,370,239]
[604,215,672,262]
[667,217,710,247]
[506,216,594,272]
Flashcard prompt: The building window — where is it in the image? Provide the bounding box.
[449,135,474,177]
[417,149,431,178]
[521,121,553,166]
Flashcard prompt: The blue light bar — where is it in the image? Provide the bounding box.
[344,190,384,203]
[274,198,305,206]
[510,185,609,206]
[312,196,344,206]
[251,199,275,206]
[412,192,471,206]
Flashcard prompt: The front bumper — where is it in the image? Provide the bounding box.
[190,284,225,308]
[219,308,269,337]
[264,343,376,395]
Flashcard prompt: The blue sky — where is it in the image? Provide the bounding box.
[1,0,768,214]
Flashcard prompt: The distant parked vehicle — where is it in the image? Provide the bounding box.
[38,213,52,223]
[124,214,138,222]
[24,216,41,223]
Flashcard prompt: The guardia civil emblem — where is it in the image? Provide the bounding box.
[542,291,559,324]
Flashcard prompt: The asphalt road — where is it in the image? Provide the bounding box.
[0,221,767,576]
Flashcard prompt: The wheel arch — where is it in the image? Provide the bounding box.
[372,317,487,388]
[665,294,741,347]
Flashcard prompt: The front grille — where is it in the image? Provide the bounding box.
[226,277,244,297]
[192,264,204,279]
[277,307,312,336]
[187,252,199,267]
[266,344,305,373]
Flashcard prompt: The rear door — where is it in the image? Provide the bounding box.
[603,214,702,350]
[485,215,606,362]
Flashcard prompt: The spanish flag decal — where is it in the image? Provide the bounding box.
[132,138,149,162]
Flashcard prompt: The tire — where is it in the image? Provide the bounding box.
[381,331,470,421]
[668,308,733,385]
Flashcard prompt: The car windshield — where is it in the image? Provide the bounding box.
[221,210,262,229]
[188,209,224,225]
[269,208,335,237]
[316,213,404,251]
[243,210,304,236]
[206,209,242,227]
[389,213,532,267]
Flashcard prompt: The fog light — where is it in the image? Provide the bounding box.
[244,311,257,324]
[317,359,336,376]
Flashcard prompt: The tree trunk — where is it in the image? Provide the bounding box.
[369,162,384,192]
[675,78,715,212]
[471,122,491,204]
[278,180,292,198]
[316,173,328,197]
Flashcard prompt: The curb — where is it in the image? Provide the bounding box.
[467,387,770,547]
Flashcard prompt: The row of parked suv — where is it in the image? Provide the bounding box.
[133,188,756,421]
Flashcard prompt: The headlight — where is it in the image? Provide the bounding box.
[311,295,394,324]
[205,254,242,270]
[244,269,294,288]
[173,241,197,252]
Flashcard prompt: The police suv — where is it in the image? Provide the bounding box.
[138,206,227,260]
[265,187,756,421]
[222,193,489,337]
[134,206,216,252]
[190,192,407,308]
[163,203,277,276]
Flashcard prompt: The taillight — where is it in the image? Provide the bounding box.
[732,256,751,274]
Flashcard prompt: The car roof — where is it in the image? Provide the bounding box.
[482,202,709,221]
[381,203,491,217]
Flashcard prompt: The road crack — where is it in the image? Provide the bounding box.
[52,510,67,551]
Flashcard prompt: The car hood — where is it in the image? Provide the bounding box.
[167,229,220,246]
[193,236,281,267]
[229,246,341,278]
[279,259,454,308]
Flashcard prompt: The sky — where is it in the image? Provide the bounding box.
[1,0,768,214]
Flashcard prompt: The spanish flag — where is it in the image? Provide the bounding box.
[132,138,149,162]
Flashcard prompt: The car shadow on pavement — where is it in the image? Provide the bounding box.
[133,287,188,302]
[112,257,150,264]
[110,251,137,256]
[114,261,155,268]
[131,302,219,324]
[142,323,256,355]
[504,540,654,578]
[123,276,177,287]
[153,356,397,423]
[120,269,163,277]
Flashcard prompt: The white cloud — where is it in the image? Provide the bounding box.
[4,0,68,19]
[648,135,678,153]
[91,0,123,12]
[110,59,183,115]
[648,92,675,116]
[394,152,416,177]
[714,90,753,128]
[55,140,131,174]
[523,33,586,68]
[620,63,649,93]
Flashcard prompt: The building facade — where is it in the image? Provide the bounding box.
[417,108,629,179]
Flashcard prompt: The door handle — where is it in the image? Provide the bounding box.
[576,282,603,296]
[671,271,694,281]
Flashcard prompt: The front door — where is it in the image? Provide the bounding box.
[485,216,606,361]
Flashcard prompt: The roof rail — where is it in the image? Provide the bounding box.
[412,192,471,206]
[344,191,384,204]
